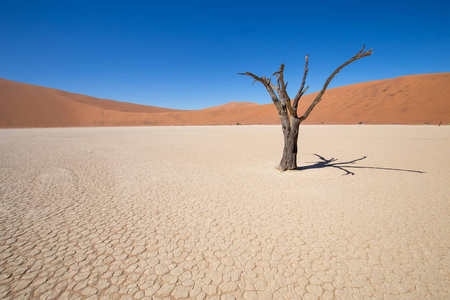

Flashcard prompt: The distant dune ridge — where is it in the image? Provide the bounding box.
[0,73,449,128]
[202,101,260,111]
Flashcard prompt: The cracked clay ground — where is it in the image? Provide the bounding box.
[0,125,449,299]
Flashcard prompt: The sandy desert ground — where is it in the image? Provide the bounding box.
[0,125,449,299]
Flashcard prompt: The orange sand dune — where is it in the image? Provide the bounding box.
[294,73,450,125]
[202,101,260,111]
[0,73,449,128]
[0,79,179,128]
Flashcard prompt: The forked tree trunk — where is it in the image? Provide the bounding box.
[239,46,372,171]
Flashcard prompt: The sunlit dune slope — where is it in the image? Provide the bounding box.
[202,101,260,111]
[0,79,179,128]
[295,73,450,124]
[0,73,449,128]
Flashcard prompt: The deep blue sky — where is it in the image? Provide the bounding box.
[1,0,449,110]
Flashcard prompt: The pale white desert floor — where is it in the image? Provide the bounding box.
[0,125,449,299]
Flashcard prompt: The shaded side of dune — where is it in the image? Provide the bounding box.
[0,73,449,128]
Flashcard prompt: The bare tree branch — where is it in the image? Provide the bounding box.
[272,64,296,117]
[299,45,373,122]
[273,64,286,104]
[292,55,310,115]
[237,72,280,107]
[269,80,279,93]
[285,92,296,117]
[273,73,281,91]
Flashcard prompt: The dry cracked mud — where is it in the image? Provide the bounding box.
[0,126,449,299]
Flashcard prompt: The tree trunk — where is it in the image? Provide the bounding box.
[279,116,301,171]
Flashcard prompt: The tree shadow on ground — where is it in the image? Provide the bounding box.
[297,154,425,175]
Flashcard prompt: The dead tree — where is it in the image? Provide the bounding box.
[239,46,373,171]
